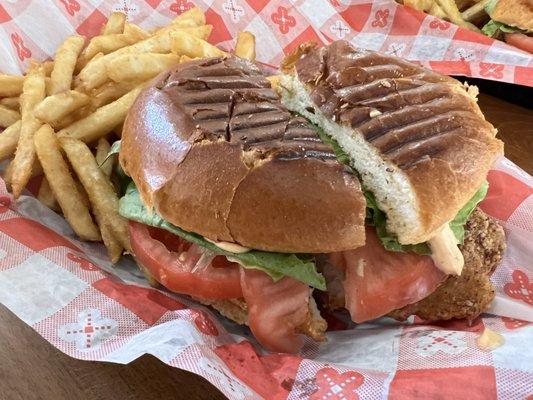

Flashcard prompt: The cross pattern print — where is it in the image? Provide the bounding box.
[310,368,364,400]
[223,0,244,23]
[386,42,406,57]
[415,331,467,357]
[330,20,349,39]
[113,0,139,17]
[59,309,117,351]
[198,357,253,400]
[504,270,533,305]
[479,62,505,79]
[454,47,475,61]
[170,0,194,15]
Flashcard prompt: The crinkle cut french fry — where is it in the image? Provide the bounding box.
[95,138,113,177]
[78,25,212,90]
[11,63,46,198]
[171,32,227,58]
[235,31,256,61]
[106,53,181,82]
[34,90,91,125]
[0,104,21,128]
[34,125,101,241]
[59,137,131,251]
[0,120,21,161]
[102,12,126,35]
[57,86,142,143]
[0,75,24,97]
[50,35,85,95]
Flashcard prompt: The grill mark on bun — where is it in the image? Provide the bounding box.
[157,56,335,159]
[120,55,367,253]
[281,40,502,245]
[375,112,481,156]
[293,41,494,168]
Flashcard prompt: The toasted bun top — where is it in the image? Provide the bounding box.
[490,0,533,31]
[279,41,503,245]
[120,57,366,253]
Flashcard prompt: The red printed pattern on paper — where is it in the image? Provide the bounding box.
[0,4,11,23]
[429,18,450,30]
[310,368,364,400]
[59,0,81,16]
[0,196,11,214]
[0,217,79,252]
[214,341,302,399]
[271,6,296,34]
[371,9,389,28]
[67,253,100,271]
[481,170,533,221]
[192,310,219,336]
[502,317,529,330]
[389,367,498,399]
[93,278,186,325]
[170,0,194,15]
[11,33,31,61]
[504,270,533,305]
[479,62,504,79]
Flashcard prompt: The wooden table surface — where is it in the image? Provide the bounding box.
[0,94,531,400]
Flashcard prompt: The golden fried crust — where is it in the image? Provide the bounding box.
[197,297,249,325]
[389,208,506,321]
[200,296,327,341]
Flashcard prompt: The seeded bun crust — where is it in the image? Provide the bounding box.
[120,57,366,253]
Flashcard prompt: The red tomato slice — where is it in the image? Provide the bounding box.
[129,221,242,299]
[505,33,533,54]
[240,268,310,353]
[331,227,446,323]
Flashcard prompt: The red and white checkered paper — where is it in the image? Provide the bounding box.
[0,1,532,399]
[1,0,532,85]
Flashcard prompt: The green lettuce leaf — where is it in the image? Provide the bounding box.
[482,20,524,37]
[119,183,326,290]
[364,190,432,255]
[449,182,489,243]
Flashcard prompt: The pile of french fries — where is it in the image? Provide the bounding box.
[399,0,492,32]
[0,8,256,263]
